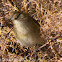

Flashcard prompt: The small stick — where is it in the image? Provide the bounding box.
[5,26,14,38]
[26,34,62,57]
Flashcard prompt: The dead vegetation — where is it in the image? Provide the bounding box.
[0,0,62,62]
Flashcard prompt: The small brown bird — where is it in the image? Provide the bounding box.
[9,0,45,47]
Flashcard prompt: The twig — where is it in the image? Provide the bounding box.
[26,34,62,57]
[5,26,14,38]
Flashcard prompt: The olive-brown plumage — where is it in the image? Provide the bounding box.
[11,11,45,47]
